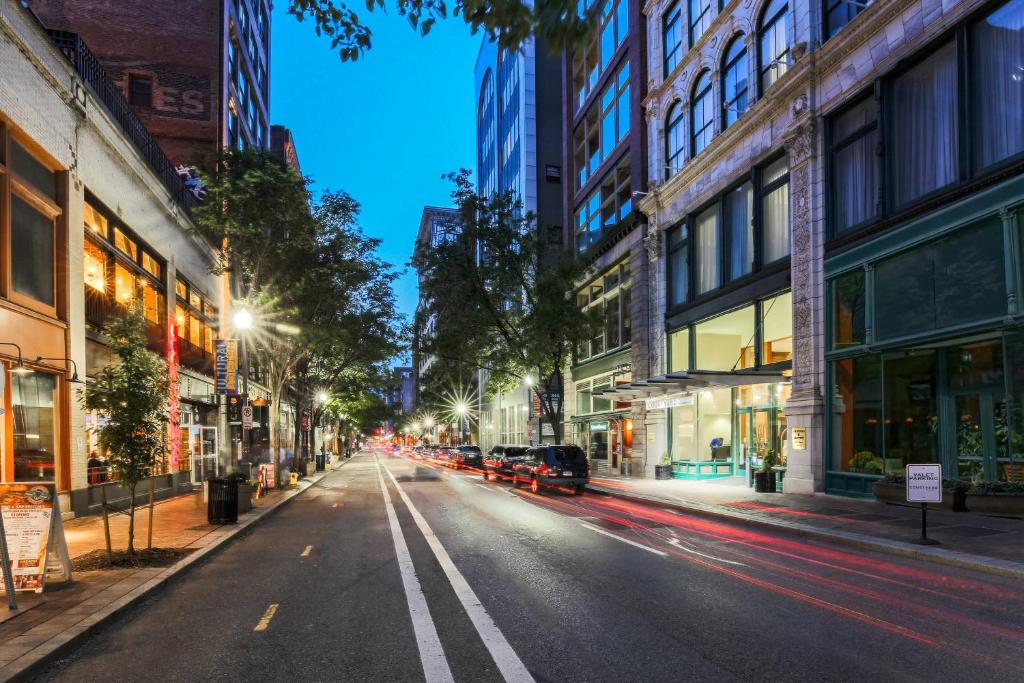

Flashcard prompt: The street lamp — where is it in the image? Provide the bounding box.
[456,403,467,445]
[316,391,329,403]
[232,307,254,468]
[233,308,253,330]
[524,376,533,387]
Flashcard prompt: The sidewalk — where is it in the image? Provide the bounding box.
[586,474,1024,578]
[0,469,335,682]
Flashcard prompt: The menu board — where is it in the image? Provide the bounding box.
[1,484,68,593]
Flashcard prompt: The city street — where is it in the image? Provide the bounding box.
[35,453,1024,682]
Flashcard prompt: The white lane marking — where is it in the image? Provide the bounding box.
[667,538,747,566]
[474,483,496,493]
[579,523,668,557]
[382,460,535,683]
[376,461,454,683]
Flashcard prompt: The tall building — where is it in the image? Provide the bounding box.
[271,125,301,172]
[562,0,649,474]
[633,0,1024,495]
[30,0,272,167]
[474,36,564,448]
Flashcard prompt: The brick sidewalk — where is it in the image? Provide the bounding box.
[0,471,333,681]
[586,474,1024,572]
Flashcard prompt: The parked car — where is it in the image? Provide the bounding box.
[453,445,483,469]
[483,445,531,482]
[512,445,589,495]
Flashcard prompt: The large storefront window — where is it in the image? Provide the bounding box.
[11,371,57,482]
[761,291,792,365]
[668,328,690,372]
[694,305,755,370]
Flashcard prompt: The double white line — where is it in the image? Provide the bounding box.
[376,457,534,683]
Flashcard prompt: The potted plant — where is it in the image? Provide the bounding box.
[655,451,673,480]
[965,480,1024,515]
[849,450,883,475]
[753,450,777,493]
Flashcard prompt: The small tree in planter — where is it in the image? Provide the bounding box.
[655,451,673,480]
[754,450,778,493]
[82,306,168,555]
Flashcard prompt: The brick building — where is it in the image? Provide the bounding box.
[29,0,272,168]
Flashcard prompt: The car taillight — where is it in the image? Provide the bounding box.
[538,464,548,474]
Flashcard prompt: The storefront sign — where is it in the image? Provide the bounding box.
[791,427,806,450]
[644,394,694,411]
[906,464,943,503]
[0,484,71,593]
[215,340,228,394]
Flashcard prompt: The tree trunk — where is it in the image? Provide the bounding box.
[127,482,137,555]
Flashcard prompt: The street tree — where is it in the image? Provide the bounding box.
[413,169,599,442]
[81,306,169,555]
[288,0,596,61]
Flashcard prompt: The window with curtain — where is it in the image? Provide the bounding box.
[830,97,879,234]
[663,3,683,77]
[760,157,790,263]
[892,42,959,206]
[689,0,713,46]
[690,71,714,155]
[665,101,685,179]
[758,0,789,93]
[971,0,1024,170]
[722,35,749,128]
[668,224,689,307]
[695,205,719,294]
[725,182,754,280]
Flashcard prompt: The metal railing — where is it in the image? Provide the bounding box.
[45,30,199,213]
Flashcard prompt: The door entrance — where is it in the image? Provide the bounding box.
[950,390,1004,481]
[188,426,219,485]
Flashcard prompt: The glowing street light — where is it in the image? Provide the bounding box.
[316,391,329,402]
[233,308,253,331]
[524,376,533,387]
[424,417,435,429]
[456,403,467,415]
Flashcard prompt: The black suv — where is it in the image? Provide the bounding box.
[512,445,589,495]
[482,445,530,482]
[453,445,483,469]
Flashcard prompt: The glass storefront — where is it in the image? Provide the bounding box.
[10,370,58,482]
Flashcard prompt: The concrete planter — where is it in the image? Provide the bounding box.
[654,464,673,480]
[966,493,1024,516]
[237,484,254,514]
[872,482,967,511]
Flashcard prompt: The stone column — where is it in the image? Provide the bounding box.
[66,175,87,511]
[782,113,825,494]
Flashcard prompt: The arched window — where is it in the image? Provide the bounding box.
[665,101,685,178]
[721,35,748,128]
[690,70,714,156]
[758,0,789,93]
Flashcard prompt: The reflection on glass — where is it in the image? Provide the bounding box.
[12,372,57,482]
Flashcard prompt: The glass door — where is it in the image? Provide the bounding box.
[951,390,1001,481]
[735,407,752,473]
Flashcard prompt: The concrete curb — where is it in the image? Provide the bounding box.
[1,465,346,683]
[586,484,1024,581]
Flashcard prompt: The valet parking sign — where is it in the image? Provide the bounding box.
[906,464,943,503]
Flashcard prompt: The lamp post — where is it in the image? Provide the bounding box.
[456,403,467,446]
[233,308,253,470]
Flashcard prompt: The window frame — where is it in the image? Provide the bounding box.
[664,100,685,180]
[127,73,153,108]
[721,34,749,128]
[826,91,881,238]
[757,0,790,96]
[576,262,633,364]
[690,70,714,157]
[824,0,869,41]
[663,2,683,78]
[689,0,713,47]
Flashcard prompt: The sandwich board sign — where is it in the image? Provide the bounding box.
[1,484,72,595]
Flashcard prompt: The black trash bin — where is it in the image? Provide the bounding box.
[315,453,326,471]
[207,477,239,524]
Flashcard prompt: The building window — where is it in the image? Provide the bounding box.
[663,3,683,77]
[694,305,756,370]
[761,290,792,364]
[825,0,869,40]
[668,327,690,372]
[689,0,713,46]
[668,223,689,307]
[690,70,714,156]
[575,159,631,253]
[11,371,57,482]
[10,139,57,200]
[760,157,790,263]
[11,195,55,306]
[829,96,879,235]
[84,202,109,238]
[575,60,629,190]
[827,0,1024,240]
[572,0,628,110]
[972,0,1024,169]
[128,74,153,107]
[665,101,685,179]
[695,205,719,295]
[758,0,789,93]
[891,42,959,207]
[722,35,749,128]
[113,228,138,260]
[577,263,632,362]
[725,181,754,280]
[478,70,496,198]
[831,268,865,350]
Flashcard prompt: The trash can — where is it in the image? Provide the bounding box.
[207,477,239,524]
[315,452,325,471]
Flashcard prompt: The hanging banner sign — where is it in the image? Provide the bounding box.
[1,484,71,593]
[225,340,238,396]
[215,340,228,395]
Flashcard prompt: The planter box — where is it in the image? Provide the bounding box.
[872,482,966,511]
[654,464,673,480]
[237,484,254,514]
[967,493,1024,516]
[754,471,777,493]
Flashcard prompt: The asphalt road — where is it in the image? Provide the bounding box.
[36,452,1024,682]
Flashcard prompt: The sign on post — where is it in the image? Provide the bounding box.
[241,405,253,430]
[906,464,942,545]
[906,464,943,503]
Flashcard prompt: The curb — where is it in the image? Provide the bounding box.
[585,484,1024,581]
[1,465,345,683]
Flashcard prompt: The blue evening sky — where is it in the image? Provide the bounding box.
[270,7,480,338]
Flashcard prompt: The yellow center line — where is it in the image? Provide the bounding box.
[300,545,313,557]
[254,603,279,632]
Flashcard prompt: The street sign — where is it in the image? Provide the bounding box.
[241,405,253,430]
[906,464,942,503]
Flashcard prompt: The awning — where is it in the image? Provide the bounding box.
[593,363,791,400]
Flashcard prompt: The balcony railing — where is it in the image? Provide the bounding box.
[45,30,199,214]
[85,292,167,354]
